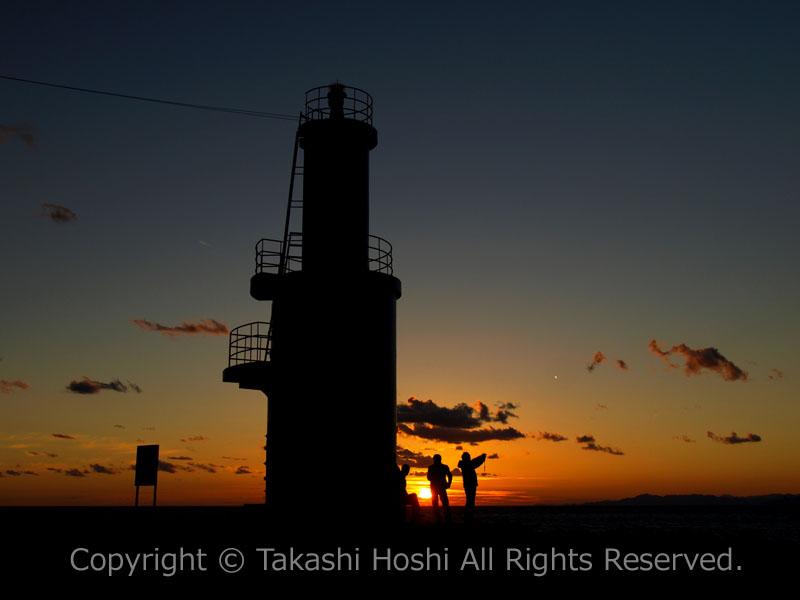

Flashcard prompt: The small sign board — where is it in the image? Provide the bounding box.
[135,444,159,487]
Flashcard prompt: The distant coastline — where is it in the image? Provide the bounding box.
[583,493,800,507]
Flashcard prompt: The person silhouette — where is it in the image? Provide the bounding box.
[457,452,487,523]
[426,454,452,523]
[396,463,420,522]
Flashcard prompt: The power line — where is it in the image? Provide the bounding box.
[0,74,298,121]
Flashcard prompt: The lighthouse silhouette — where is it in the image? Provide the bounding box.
[223,84,401,523]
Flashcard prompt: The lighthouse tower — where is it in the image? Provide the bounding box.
[223,84,401,523]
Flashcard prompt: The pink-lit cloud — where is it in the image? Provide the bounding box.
[649,340,747,382]
[132,318,229,337]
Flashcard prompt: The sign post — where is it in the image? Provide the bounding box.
[134,444,159,507]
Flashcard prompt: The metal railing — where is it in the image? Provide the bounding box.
[255,234,302,275]
[303,85,373,124]
[254,233,393,275]
[228,321,271,367]
[368,235,393,275]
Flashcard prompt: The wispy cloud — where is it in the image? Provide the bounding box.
[132,318,229,337]
[41,203,77,223]
[157,460,177,474]
[576,434,623,455]
[768,368,784,380]
[0,379,29,394]
[235,466,251,475]
[582,442,624,455]
[649,340,747,381]
[0,122,36,148]
[65,377,142,394]
[180,435,209,443]
[674,435,696,443]
[189,463,216,473]
[615,359,629,371]
[707,431,762,445]
[537,432,568,442]
[586,351,606,373]
[52,433,75,440]
[89,463,117,475]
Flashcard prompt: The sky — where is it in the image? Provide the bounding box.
[1,1,798,505]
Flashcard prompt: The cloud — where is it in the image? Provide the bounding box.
[167,456,193,461]
[615,359,629,371]
[396,447,436,468]
[487,453,499,459]
[5,470,22,476]
[575,434,623,455]
[46,467,62,473]
[41,203,77,223]
[235,466,251,475]
[0,122,36,148]
[648,339,671,359]
[397,397,483,429]
[492,402,519,424]
[0,379,29,394]
[397,397,519,430]
[221,456,248,461]
[396,398,524,443]
[674,435,696,443]
[131,318,229,337]
[587,351,606,373]
[52,433,75,439]
[180,435,209,443]
[596,403,608,410]
[65,377,142,394]
[581,442,624,455]
[114,424,125,429]
[189,463,216,473]
[157,460,177,474]
[89,463,116,475]
[707,431,762,445]
[26,451,58,457]
[649,340,747,382]
[398,423,525,443]
[768,368,784,380]
[64,468,85,477]
[537,432,568,442]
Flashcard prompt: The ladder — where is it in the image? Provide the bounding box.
[279,123,304,275]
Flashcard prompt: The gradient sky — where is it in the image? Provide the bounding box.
[1,1,798,505]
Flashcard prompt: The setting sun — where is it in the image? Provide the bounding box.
[418,487,432,500]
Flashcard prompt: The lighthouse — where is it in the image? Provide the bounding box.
[223,84,401,523]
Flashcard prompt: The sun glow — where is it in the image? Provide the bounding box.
[418,487,432,500]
